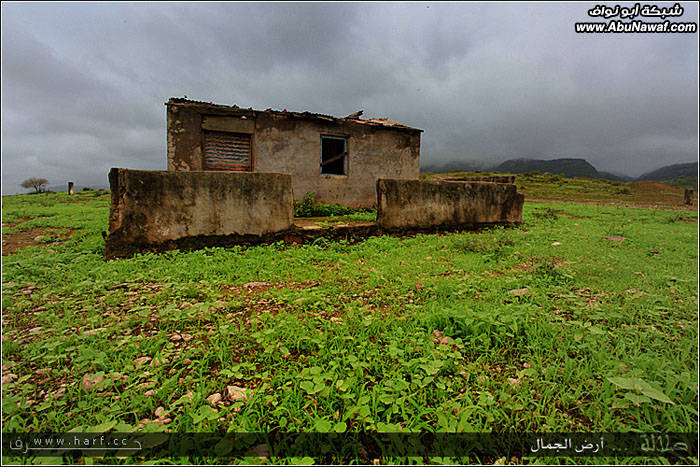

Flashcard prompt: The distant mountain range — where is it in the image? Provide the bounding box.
[422,158,697,184]
[637,162,698,181]
[494,158,600,179]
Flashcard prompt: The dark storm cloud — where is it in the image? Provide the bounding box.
[1,2,698,194]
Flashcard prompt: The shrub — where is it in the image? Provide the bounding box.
[293,192,359,217]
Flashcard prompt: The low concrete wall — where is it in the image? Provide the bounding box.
[105,169,293,258]
[376,179,524,230]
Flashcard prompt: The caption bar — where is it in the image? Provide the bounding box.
[3,432,697,459]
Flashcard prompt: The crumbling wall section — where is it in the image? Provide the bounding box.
[376,179,524,230]
[105,169,293,258]
[165,100,421,209]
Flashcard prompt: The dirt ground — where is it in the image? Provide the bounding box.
[2,222,76,256]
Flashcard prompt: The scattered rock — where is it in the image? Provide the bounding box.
[151,356,167,367]
[226,385,248,402]
[430,330,450,346]
[207,392,223,406]
[2,373,18,384]
[508,288,529,296]
[182,358,192,366]
[243,281,270,288]
[81,374,105,391]
[83,327,107,336]
[154,406,166,418]
[414,282,424,290]
[605,236,626,242]
[134,356,152,367]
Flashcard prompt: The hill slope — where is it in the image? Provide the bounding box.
[495,158,599,178]
[637,162,698,181]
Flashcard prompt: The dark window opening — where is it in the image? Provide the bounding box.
[320,136,347,175]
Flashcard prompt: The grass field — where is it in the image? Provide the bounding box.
[1,179,698,464]
[423,171,697,208]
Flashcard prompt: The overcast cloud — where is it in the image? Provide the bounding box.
[1,1,698,194]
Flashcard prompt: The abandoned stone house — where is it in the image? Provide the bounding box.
[166,97,422,208]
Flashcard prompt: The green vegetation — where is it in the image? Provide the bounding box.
[1,188,698,464]
[422,171,693,207]
[659,176,698,191]
[638,162,698,182]
[293,192,373,218]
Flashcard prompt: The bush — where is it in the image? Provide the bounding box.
[293,192,364,217]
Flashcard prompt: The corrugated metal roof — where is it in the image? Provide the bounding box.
[166,97,422,132]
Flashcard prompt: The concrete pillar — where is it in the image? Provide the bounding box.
[684,189,693,205]
[68,181,75,195]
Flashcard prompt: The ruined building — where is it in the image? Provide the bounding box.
[166,98,422,208]
[104,98,524,258]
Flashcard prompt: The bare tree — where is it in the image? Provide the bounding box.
[20,177,49,194]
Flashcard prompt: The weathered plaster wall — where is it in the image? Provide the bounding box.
[166,101,421,208]
[376,179,524,230]
[254,113,420,208]
[105,169,293,258]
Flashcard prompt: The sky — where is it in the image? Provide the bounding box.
[1,1,698,194]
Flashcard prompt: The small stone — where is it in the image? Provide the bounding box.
[182,358,192,365]
[154,406,166,417]
[151,356,167,367]
[605,236,626,242]
[243,281,270,288]
[1,373,18,384]
[134,356,152,367]
[81,374,105,391]
[207,393,223,405]
[508,288,529,296]
[551,242,562,246]
[226,385,248,402]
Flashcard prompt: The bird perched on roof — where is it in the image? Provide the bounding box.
[346,110,363,119]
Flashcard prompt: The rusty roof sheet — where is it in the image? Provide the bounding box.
[166,97,422,132]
